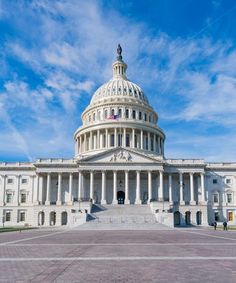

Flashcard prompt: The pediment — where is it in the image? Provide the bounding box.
[79,148,158,163]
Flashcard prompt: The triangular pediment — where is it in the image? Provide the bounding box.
[78,148,161,163]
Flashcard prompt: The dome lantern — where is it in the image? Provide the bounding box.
[112,44,127,79]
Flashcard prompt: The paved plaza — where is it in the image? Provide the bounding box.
[0,227,236,282]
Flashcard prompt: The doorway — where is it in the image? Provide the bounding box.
[117,191,125,204]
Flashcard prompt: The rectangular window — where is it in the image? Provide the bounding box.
[21,178,28,184]
[110,134,114,147]
[126,134,130,147]
[5,212,11,222]
[118,109,122,118]
[139,111,142,120]
[21,193,27,203]
[213,194,219,203]
[214,211,219,221]
[227,193,232,203]
[132,110,136,119]
[7,178,13,184]
[125,109,129,118]
[213,179,217,184]
[228,211,233,221]
[144,113,147,121]
[226,179,231,184]
[20,212,26,222]
[6,193,13,203]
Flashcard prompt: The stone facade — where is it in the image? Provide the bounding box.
[0,47,236,227]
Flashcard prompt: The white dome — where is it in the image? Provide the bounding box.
[90,78,149,105]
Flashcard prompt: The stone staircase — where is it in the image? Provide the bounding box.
[74,204,171,230]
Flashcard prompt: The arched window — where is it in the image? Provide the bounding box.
[118,108,122,118]
[111,109,115,116]
[98,111,101,120]
[135,134,138,148]
[89,115,91,122]
[126,109,129,118]
[132,110,136,119]
[104,110,108,119]
[144,113,147,121]
[93,113,96,121]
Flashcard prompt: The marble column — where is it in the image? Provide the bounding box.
[79,136,82,153]
[33,174,39,204]
[125,170,130,204]
[89,131,93,150]
[114,128,117,147]
[0,175,6,205]
[148,171,152,203]
[90,171,94,201]
[153,134,156,152]
[78,171,82,201]
[112,171,118,204]
[179,172,184,205]
[106,129,109,148]
[45,173,51,205]
[140,130,143,150]
[200,173,206,204]
[97,129,100,149]
[148,132,151,151]
[190,173,196,205]
[56,173,62,205]
[132,129,135,148]
[101,171,107,204]
[169,174,173,204]
[159,171,163,201]
[135,171,141,204]
[68,173,73,204]
[123,128,126,147]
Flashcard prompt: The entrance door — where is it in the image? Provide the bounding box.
[117,191,125,204]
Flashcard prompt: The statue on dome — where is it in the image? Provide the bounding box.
[117,44,122,60]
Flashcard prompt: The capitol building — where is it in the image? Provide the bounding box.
[0,45,236,228]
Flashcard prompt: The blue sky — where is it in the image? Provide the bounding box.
[1,0,236,162]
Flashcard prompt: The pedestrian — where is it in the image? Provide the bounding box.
[213,221,217,230]
[223,221,228,231]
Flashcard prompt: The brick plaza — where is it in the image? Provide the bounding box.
[0,227,236,282]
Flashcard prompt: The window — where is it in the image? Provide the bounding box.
[118,108,122,118]
[139,111,142,120]
[111,134,114,147]
[21,178,27,184]
[5,212,11,222]
[125,109,129,118]
[144,113,147,121]
[111,109,115,116]
[149,115,151,122]
[93,113,96,121]
[132,110,136,119]
[98,111,101,120]
[104,110,108,119]
[6,193,13,203]
[228,211,233,221]
[145,136,148,150]
[213,193,219,203]
[89,115,91,122]
[7,178,13,184]
[126,134,130,147]
[19,212,26,222]
[21,193,27,203]
[226,179,231,184]
[118,134,122,147]
[214,211,219,221]
[227,193,232,203]
[213,179,217,184]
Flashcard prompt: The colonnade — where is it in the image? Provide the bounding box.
[32,171,206,206]
[76,127,164,155]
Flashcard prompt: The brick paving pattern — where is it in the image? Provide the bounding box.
[0,228,236,282]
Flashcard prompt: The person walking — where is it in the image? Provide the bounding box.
[213,221,217,230]
[223,221,228,231]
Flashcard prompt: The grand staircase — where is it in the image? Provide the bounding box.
[75,204,171,230]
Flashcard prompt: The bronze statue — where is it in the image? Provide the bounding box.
[117,44,122,60]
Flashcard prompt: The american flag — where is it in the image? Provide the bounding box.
[107,114,119,120]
